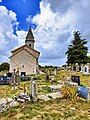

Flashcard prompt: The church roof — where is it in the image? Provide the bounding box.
[26,28,34,39]
[10,45,40,59]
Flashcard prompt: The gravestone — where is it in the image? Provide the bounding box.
[15,70,20,84]
[31,77,37,101]
[85,67,87,72]
[12,69,17,89]
[71,75,80,85]
[0,76,11,85]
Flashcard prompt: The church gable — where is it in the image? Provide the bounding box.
[11,45,40,59]
[11,49,36,63]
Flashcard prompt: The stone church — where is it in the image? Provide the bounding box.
[9,28,40,75]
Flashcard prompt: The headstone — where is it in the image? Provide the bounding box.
[54,69,57,76]
[15,70,20,84]
[31,78,37,101]
[85,67,87,72]
[71,75,80,85]
[0,76,11,85]
[12,69,16,89]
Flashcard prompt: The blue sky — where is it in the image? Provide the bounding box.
[0,0,90,66]
[0,0,41,30]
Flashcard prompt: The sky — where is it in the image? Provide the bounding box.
[0,0,90,66]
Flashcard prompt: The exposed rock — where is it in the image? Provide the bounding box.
[38,92,62,101]
[70,107,76,111]
[49,84,62,92]
[47,92,62,99]
[6,97,13,103]
[0,97,19,113]
[9,101,19,107]
[0,98,7,105]
[38,95,50,101]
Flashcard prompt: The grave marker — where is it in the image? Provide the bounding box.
[31,77,37,101]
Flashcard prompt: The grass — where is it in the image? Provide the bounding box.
[0,99,90,120]
[55,70,90,87]
[0,79,51,98]
[0,70,90,119]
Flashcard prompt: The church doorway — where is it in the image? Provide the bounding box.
[21,72,26,76]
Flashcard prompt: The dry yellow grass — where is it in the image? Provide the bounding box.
[56,70,90,87]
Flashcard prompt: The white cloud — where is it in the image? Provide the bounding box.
[0,0,2,2]
[9,10,17,21]
[31,1,77,66]
[29,0,90,66]
[16,30,27,47]
[0,6,18,62]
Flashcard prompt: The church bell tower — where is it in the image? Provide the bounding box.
[25,28,35,49]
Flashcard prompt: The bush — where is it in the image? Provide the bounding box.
[37,74,46,80]
[61,85,77,101]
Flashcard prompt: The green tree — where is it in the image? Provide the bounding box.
[66,31,88,65]
[87,56,90,63]
[0,62,10,72]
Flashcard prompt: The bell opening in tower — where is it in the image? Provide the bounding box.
[29,44,31,47]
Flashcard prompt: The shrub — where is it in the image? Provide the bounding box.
[37,74,46,80]
[61,85,77,101]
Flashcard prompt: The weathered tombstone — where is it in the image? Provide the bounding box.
[54,69,57,76]
[85,67,87,72]
[31,77,37,102]
[15,69,20,84]
[23,84,26,94]
[12,69,17,89]
[50,76,55,84]
[71,75,80,85]
[45,69,50,81]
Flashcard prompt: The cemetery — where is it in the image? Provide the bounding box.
[1,0,90,119]
[0,69,90,119]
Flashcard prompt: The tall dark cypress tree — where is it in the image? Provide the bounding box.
[66,31,88,65]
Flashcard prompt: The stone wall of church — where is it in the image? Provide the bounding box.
[10,49,37,75]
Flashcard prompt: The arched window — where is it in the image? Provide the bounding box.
[22,65,24,68]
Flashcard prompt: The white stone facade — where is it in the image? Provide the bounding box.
[10,49,38,75]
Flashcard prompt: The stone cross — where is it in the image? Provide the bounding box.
[12,69,16,90]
